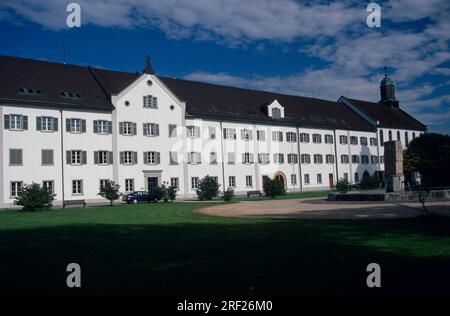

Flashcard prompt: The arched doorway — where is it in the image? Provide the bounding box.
[273,171,287,190]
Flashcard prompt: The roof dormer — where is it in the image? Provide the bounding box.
[267,99,285,119]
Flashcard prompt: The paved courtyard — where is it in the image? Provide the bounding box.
[196,198,450,219]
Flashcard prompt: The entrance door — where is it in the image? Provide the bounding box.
[328,173,334,189]
[275,174,285,189]
[147,177,158,195]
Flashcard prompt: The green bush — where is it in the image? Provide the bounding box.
[167,185,177,202]
[263,178,285,198]
[336,178,351,193]
[222,187,235,202]
[14,182,55,212]
[98,180,122,206]
[359,175,379,190]
[196,175,220,200]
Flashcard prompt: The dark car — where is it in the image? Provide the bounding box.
[122,191,150,204]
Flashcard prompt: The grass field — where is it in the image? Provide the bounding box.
[0,201,449,295]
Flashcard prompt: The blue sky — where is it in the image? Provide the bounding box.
[0,0,449,133]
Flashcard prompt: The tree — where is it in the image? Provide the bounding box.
[222,187,235,202]
[14,182,55,212]
[359,175,379,190]
[196,175,220,200]
[263,178,285,198]
[167,185,177,202]
[404,133,450,188]
[98,180,122,206]
[336,178,351,193]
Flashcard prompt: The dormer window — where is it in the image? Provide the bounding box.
[272,108,281,118]
[267,99,285,119]
[18,87,42,96]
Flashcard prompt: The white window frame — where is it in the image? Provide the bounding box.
[228,176,236,188]
[245,176,253,188]
[10,115,23,130]
[10,181,23,198]
[191,177,199,189]
[43,180,54,194]
[72,180,83,195]
[124,151,133,165]
[71,150,82,165]
[125,179,134,192]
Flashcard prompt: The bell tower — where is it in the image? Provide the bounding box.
[379,67,399,108]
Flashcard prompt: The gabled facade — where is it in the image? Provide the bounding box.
[0,55,426,207]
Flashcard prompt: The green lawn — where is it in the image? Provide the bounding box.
[0,201,449,295]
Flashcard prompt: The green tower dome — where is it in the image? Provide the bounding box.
[380,75,394,86]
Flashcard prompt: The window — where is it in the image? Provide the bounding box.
[343,173,349,181]
[313,154,323,164]
[274,153,284,164]
[187,126,201,138]
[210,152,218,164]
[397,131,401,141]
[271,108,281,118]
[120,122,136,136]
[99,179,109,190]
[170,178,179,190]
[361,155,369,164]
[125,179,134,192]
[143,123,159,137]
[350,136,358,145]
[188,152,202,165]
[94,120,111,134]
[169,124,177,138]
[371,156,379,164]
[388,130,392,141]
[4,114,28,131]
[339,135,348,144]
[9,149,22,165]
[42,149,54,165]
[223,128,236,140]
[312,134,322,144]
[286,132,297,143]
[352,155,360,164]
[287,154,298,164]
[241,129,252,140]
[72,180,83,195]
[380,130,384,146]
[304,174,310,185]
[11,181,23,197]
[405,132,409,146]
[246,176,253,187]
[67,150,87,165]
[412,132,416,139]
[227,152,236,164]
[169,151,179,165]
[144,151,160,165]
[301,154,311,164]
[60,91,81,99]
[258,153,270,164]
[94,151,113,165]
[37,116,58,132]
[341,155,349,164]
[191,177,199,189]
[143,95,158,108]
[228,176,236,188]
[257,130,265,141]
[317,174,322,184]
[380,156,385,164]
[43,180,54,194]
[19,87,42,96]
[272,131,283,142]
[66,118,86,133]
[325,134,333,144]
[208,127,216,139]
[326,154,335,164]
[291,174,297,185]
[360,137,368,146]
[354,173,359,183]
[120,151,137,165]
[299,133,310,143]
[370,137,377,146]
[242,153,254,164]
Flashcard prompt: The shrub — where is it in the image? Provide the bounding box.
[359,175,379,190]
[98,180,122,206]
[336,178,351,193]
[196,175,220,200]
[263,178,285,198]
[150,186,165,203]
[222,187,235,202]
[167,185,177,202]
[14,182,55,212]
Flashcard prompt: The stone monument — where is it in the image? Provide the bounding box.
[384,140,405,192]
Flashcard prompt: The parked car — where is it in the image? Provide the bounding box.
[122,191,150,204]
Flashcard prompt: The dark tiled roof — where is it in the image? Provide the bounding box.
[347,98,426,131]
[0,55,113,111]
[160,77,375,131]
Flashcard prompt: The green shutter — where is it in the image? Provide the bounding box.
[119,122,124,135]
[107,121,112,134]
[133,152,138,164]
[108,151,113,164]
[156,152,161,164]
[133,123,137,135]
[120,152,124,164]
[4,115,10,129]
[143,152,148,164]
[22,116,28,130]
[93,120,98,134]
[66,151,71,164]
[143,123,147,136]
[53,117,58,132]
[66,119,71,132]
[36,117,42,131]
[82,151,87,165]
[94,151,99,164]
[155,124,160,136]
[81,119,86,133]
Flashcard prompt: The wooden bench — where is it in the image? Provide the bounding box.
[63,199,86,209]
[247,190,263,198]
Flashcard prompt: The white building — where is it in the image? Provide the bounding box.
[0,55,426,207]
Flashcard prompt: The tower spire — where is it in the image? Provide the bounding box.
[144,55,154,74]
